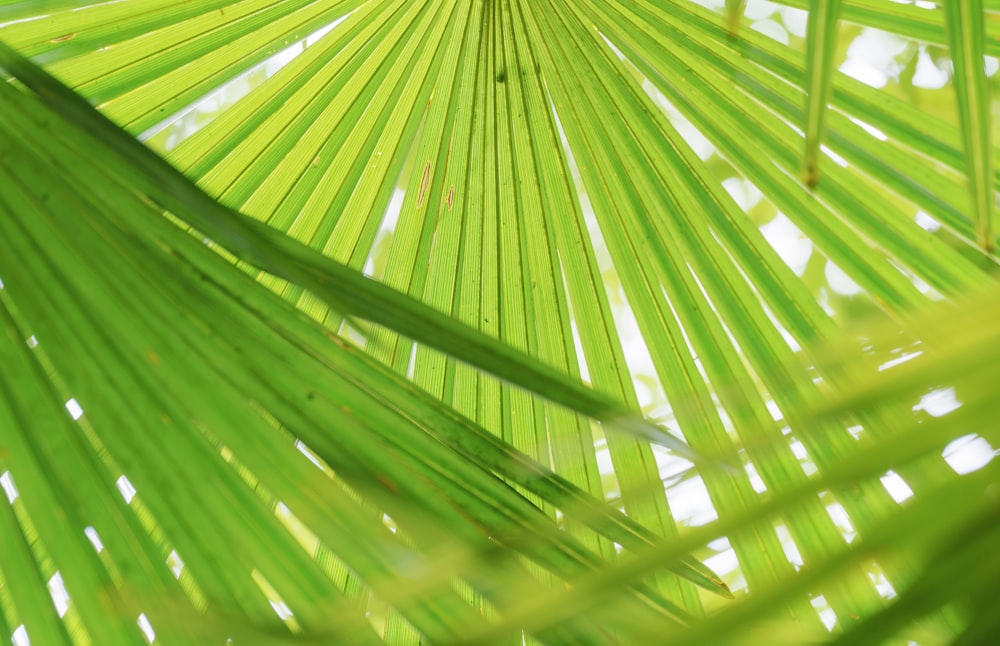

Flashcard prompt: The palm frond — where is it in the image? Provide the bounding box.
[0,0,998,644]
[802,0,843,186]
[943,0,995,251]
[0,40,726,643]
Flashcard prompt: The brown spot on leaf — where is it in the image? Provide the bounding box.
[417,160,431,207]
[802,163,820,188]
[375,474,398,494]
[447,185,454,209]
[50,33,76,43]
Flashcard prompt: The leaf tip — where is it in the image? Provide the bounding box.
[726,18,741,39]
[801,163,820,188]
[724,1,747,38]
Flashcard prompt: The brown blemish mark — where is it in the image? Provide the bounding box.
[375,473,398,494]
[146,350,159,366]
[416,160,431,207]
[323,330,356,351]
[50,33,76,43]
[447,185,455,209]
[802,163,819,188]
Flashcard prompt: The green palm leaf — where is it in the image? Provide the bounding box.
[0,1,997,643]
[802,0,842,186]
[944,0,995,251]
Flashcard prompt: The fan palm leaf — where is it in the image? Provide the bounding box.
[0,0,997,643]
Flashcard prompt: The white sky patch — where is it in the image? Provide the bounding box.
[167,550,185,578]
[672,116,715,161]
[665,476,717,526]
[745,461,768,493]
[84,527,104,553]
[870,570,897,599]
[914,387,961,417]
[689,0,724,11]
[839,29,909,88]
[269,600,295,621]
[816,286,836,317]
[642,80,715,161]
[915,279,937,299]
[703,546,740,580]
[789,439,818,476]
[811,594,838,630]
[380,188,405,236]
[840,57,888,88]
[765,399,783,421]
[137,613,156,643]
[116,475,137,504]
[824,261,864,296]
[914,210,941,232]
[48,572,70,618]
[570,320,590,383]
[65,398,84,420]
[878,350,922,372]
[608,296,662,410]
[1,471,19,503]
[760,213,812,276]
[880,471,914,503]
[595,447,613,474]
[633,377,656,410]
[653,442,694,482]
[294,440,327,471]
[912,48,949,89]
[362,255,376,278]
[780,7,808,38]
[745,0,778,20]
[849,117,888,142]
[405,341,418,381]
[722,177,763,211]
[826,502,857,541]
[775,523,804,569]
[599,33,627,61]
[777,320,803,352]
[11,625,30,646]
[71,0,130,12]
[943,435,996,475]
[790,440,808,460]
[382,514,398,534]
[752,19,788,45]
[708,536,732,552]
[821,145,849,168]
